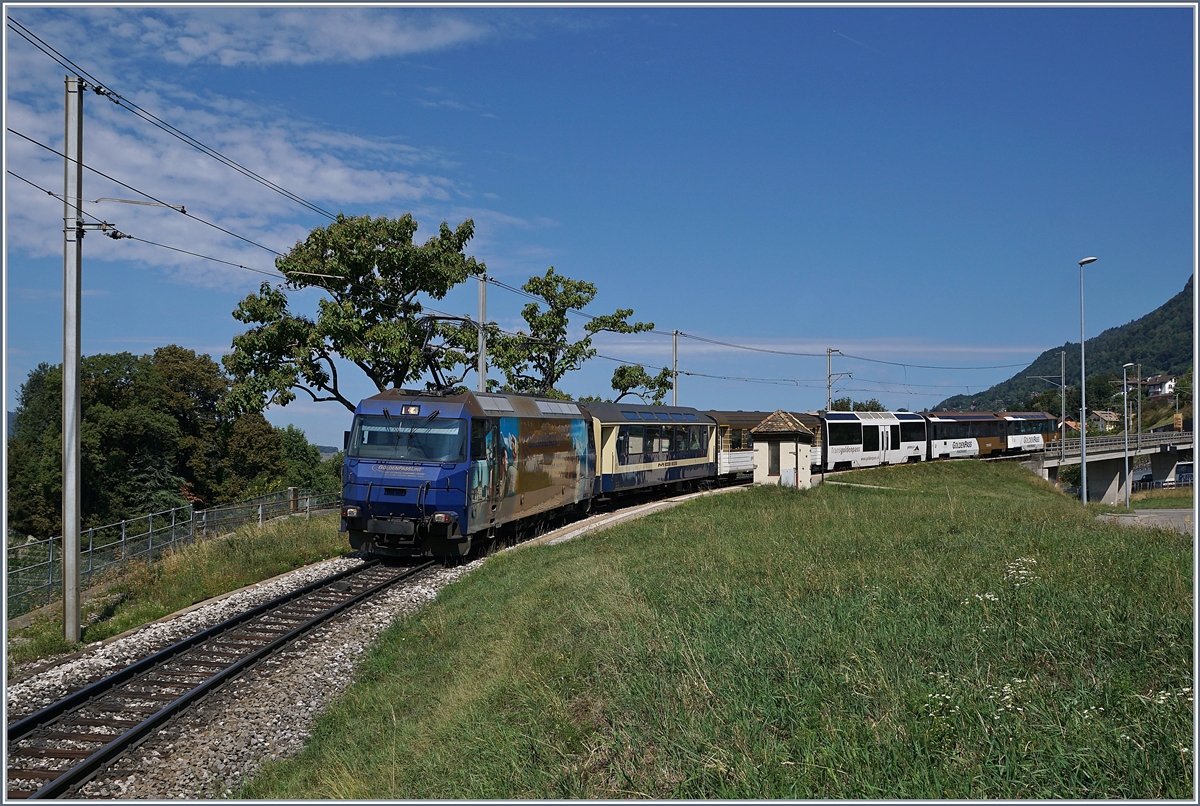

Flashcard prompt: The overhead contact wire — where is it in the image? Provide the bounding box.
[7,18,338,221]
[8,128,287,257]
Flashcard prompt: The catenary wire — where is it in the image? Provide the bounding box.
[5,169,343,281]
[7,17,1033,380]
[481,275,1034,373]
[8,128,287,257]
[7,18,339,220]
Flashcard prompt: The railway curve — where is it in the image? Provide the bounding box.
[6,561,435,799]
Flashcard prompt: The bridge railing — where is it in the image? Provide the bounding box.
[1052,431,1192,458]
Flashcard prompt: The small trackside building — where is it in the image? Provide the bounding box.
[750,410,815,488]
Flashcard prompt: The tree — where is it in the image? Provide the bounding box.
[6,354,189,536]
[489,267,654,397]
[279,425,340,491]
[149,346,229,505]
[829,396,886,412]
[219,412,287,500]
[224,214,485,414]
[610,364,674,404]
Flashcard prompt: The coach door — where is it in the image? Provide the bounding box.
[862,424,882,467]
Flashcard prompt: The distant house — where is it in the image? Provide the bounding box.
[1144,374,1177,397]
[1089,410,1122,432]
[749,410,814,489]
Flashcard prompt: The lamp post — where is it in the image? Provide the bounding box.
[1078,256,1097,505]
[1123,362,1134,507]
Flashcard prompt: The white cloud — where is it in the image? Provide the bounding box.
[14,8,493,69]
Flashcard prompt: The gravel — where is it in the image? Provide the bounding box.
[6,554,483,799]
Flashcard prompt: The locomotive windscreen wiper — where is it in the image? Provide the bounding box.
[404,409,440,459]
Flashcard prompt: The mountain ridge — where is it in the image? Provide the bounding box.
[936,276,1193,411]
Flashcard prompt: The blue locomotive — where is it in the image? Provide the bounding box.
[340,389,717,559]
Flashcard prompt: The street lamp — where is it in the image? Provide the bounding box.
[1123,362,1134,507]
[1078,256,1097,505]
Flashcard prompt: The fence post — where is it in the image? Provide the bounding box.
[48,536,55,607]
[289,486,298,514]
[306,497,311,521]
[190,507,195,544]
[258,503,264,528]
[203,510,207,538]
[87,527,94,585]
[148,519,153,560]
[171,507,177,548]
[121,519,127,560]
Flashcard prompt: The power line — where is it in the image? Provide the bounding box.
[482,275,1034,372]
[7,18,338,220]
[8,128,287,257]
[6,169,341,282]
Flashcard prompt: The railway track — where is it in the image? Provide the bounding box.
[6,560,434,799]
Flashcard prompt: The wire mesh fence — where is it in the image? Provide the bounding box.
[6,488,341,619]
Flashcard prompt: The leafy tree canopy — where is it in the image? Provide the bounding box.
[610,364,674,404]
[489,267,654,397]
[7,348,337,538]
[224,214,484,413]
[830,396,887,412]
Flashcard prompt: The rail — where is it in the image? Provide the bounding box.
[6,488,341,619]
[6,560,433,799]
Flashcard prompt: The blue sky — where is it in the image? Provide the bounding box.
[4,5,1194,447]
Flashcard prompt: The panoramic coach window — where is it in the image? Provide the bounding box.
[900,421,926,443]
[827,422,861,446]
[628,425,644,456]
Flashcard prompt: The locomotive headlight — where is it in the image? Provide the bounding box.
[343,507,360,518]
[432,512,453,524]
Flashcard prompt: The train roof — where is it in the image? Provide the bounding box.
[355,389,587,419]
[823,411,904,424]
[578,400,717,425]
[996,411,1058,420]
[921,411,1004,421]
[701,410,780,428]
[923,411,1057,421]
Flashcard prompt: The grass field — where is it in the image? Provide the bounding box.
[6,513,348,671]
[242,462,1194,799]
[1131,487,1195,510]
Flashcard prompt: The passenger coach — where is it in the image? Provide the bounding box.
[581,401,716,496]
[820,411,928,471]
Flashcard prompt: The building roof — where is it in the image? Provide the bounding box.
[750,410,815,439]
[1090,410,1122,423]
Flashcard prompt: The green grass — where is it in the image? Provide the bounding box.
[7,513,349,671]
[1131,488,1195,510]
[242,462,1193,799]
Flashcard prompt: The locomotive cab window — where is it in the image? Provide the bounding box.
[348,414,467,462]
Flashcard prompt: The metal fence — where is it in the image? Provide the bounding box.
[1132,478,1194,492]
[6,488,341,619]
[1054,430,1192,458]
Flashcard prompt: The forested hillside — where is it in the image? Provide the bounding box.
[937,276,1193,411]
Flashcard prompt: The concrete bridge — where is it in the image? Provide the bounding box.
[1021,431,1193,505]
